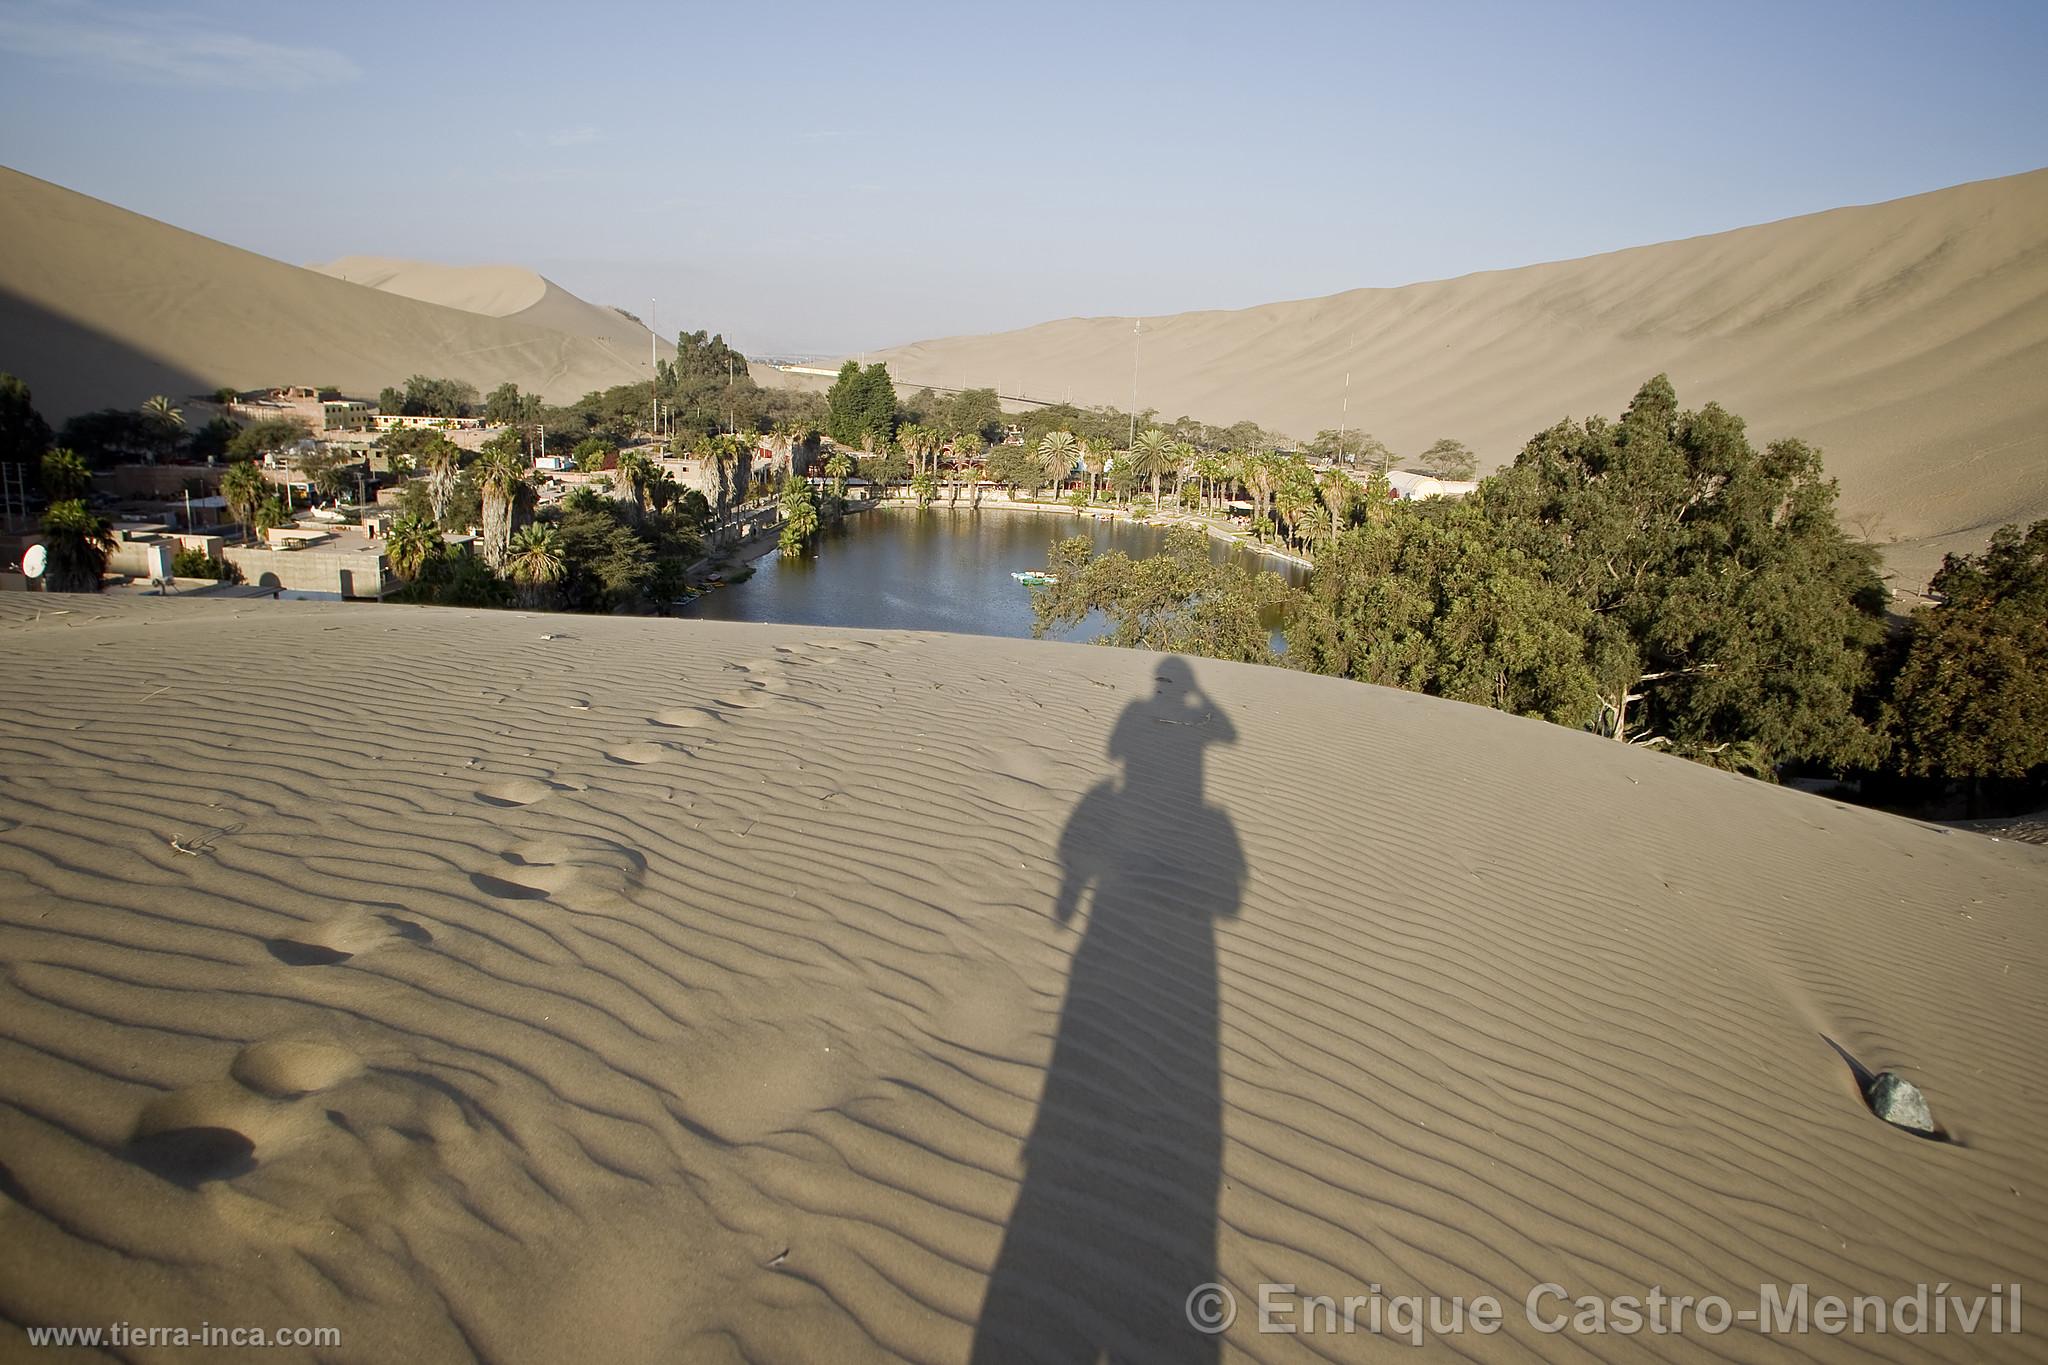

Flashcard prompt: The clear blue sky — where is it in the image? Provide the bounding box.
[3,0,2044,355]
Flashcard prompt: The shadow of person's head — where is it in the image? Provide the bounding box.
[1108,655,1237,796]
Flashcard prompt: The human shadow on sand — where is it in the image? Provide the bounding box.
[971,656,1245,1363]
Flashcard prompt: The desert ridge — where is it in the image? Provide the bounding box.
[0,167,654,422]
[862,167,2048,589]
[0,595,2043,1361]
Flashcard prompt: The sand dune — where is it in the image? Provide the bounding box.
[310,254,662,362]
[0,595,2042,1361]
[0,168,653,422]
[871,169,2048,590]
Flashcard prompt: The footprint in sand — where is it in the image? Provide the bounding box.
[265,909,433,966]
[128,1040,362,1186]
[603,741,669,765]
[475,776,560,808]
[651,706,720,730]
[473,835,647,907]
[230,1040,364,1097]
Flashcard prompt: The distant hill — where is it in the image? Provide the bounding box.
[864,169,2048,590]
[0,167,653,422]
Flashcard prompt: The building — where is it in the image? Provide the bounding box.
[230,386,374,434]
[373,414,485,433]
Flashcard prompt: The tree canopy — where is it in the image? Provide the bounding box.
[825,362,898,449]
[1885,521,2048,781]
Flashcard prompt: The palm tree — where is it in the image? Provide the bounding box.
[220,461,267,538]
[384,512,442,584]
[1169,440,1198,512]
[897,423,936,476]
[1244,455,1279,541]
[425,438,461,526]
[1035,430,1078,497]
[142,395,184,430]
[40,448,91,501]
[1079,439,1109,504]
[504,524,565,607]
[617,451,657,516]
[1130,428,1175,511]
[38,500,114,592]
[475,445,527,569]
[1317,467,1357,543]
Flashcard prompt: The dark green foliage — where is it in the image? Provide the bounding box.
[377,375,478,417]
[537,488,701,612]
[40,449,92,501]
[376,426,458,470]
[1033,527,1291,663]
[227,417,314,463]
[1479,376,1887,770]
[1415,438,1477,480]
[986,445,1044,493]
[778,475,820,555]
[1286,499,1600,725]
[58,408,177,466]
[38,499,114,591]
[171,547,240,581]
[1886,521,2048,780]
[825,362,898,449]
[0,373,52,467]
[860,450,910,487]
[187,415,239,462]
[483,382,540,425]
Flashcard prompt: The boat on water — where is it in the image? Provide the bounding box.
[1011,570,1059,586]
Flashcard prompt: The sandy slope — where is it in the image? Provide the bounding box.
[0,596,2043,1362]
[310,255,662,363]
[0,169,652,421]
[870,169,2048,590]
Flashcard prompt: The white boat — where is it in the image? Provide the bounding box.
[1011,570,1059,585]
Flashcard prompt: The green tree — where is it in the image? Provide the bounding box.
[1483,375,1886,770]
[1885,521,2048,783]
[1287,499,1602,724]
[379,375,479,418]
[1416,438,1477,480]
[504,523,567,607]
[384,513,444,584]
[0,373,53,470]
[227,417,314,463]
[824,451,853,497]
[1080,439,1110,503]
[1129,428,1177,511]
[220,461,268,536]
[1033,526,1291,663]
[910,470,940,507]
[484,382,539,425]
[474,438,529,568]
[142,395,185,437]
[37,500,115,591]
[40,448,92,501]
[778,474,821,555]
[1036,430,1079,493]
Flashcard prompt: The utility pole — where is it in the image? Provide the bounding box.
[1128,318,1141,449]
[1335,369,1351,465]
[650,298,659,438]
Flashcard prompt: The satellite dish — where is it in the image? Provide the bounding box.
[21,544,47,579]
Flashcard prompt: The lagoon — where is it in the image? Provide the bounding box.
[684,505,1302,641]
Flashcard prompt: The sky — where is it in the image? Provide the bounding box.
[2,0,2045,356]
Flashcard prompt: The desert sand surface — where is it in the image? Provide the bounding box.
[310,255,662,360]
[1,595,2043,1362]
[0,168,653,422]
[869,169,2048,591]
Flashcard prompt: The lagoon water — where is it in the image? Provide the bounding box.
[685,505,1301,641]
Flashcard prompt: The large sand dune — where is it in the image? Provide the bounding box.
[310,254,662,361]
[0,169,653,422]
[1,596,2043,1361]
[871,169,2048,590]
